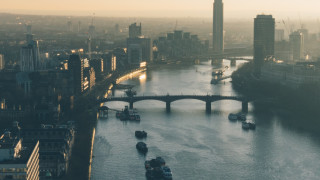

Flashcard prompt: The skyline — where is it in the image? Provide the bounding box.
[0,0,319,19]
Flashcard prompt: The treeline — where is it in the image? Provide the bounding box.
[232,62,320,115]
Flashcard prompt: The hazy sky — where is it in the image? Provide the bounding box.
[1,0,319,19]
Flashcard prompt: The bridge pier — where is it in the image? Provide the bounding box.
[129,101,134,109]
[206,101,211,114]
[166,102,171,112]
[242,102,248,113]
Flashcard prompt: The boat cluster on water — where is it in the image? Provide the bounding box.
[145,157,173,180]
[135,132,173,179]
[228,113,256,130]
[114,105,173,179]
[116,106,141,121]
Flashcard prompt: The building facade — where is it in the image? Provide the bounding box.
[0,131,40,180]
[68,54,84,95]
[254,15,275,72]
[129,23,142,38]
[289,31,304,61]
[20,33,44,72]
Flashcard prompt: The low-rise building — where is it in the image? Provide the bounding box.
[0,130,40,180]
[21,126,74,178]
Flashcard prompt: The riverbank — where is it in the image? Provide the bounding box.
[63,67,146,180]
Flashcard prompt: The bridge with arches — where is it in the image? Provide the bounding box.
[98,95,250,113]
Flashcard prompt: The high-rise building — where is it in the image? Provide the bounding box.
[289,31,304,61]
[297,28,309,43]
[68,54,84,95]
[20,32,43,72]
[213,0,224,53]
[127,38,152,64]
[129,23,142,38]
[174,30,183,40]
[0,131,40,180]
[88,25,95,38]
[128,44,142,65]
[78,21,81,33]
[103,53,117,73]
[67,21,72,32]
[275,29,285,41]
[167,33,174,41]
[0,54,4,70]
[254,15,275,71]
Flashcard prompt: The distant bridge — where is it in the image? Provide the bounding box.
[98,95,250,113]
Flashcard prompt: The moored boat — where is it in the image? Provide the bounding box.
[136,142,148,153]
[135,131,147,138]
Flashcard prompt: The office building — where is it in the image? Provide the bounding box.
[167,33,174,41]
[103,53,117,73]
[89,25,95,39]
[275,29,285,41]
[20,32,43,72]
[297,28,309,44]
[213,0,224,53]
[89,58,104,74]
[127,38,152,64]
[174,31,183,40]
[254,14,275,71]
[84,67,95,91]
[289,31,304,61]
[0,55,4,70]
[67,21,72,32]
[21,126,75,178]
[68,54,84,95]
[129,23,142,38]
[0,131,40,180]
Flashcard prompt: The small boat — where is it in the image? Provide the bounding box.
[237,113,246,121]
[228,113,238,121]
[242,121,250,130]
[161,166,173,180]
[136,142,148,153]
[248,122,256,130]
[135,131,147,139]
[242,121,256,130]
[135,115,141,121]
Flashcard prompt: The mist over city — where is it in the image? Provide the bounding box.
[0,1,320,180]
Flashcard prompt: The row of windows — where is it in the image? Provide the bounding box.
[0,168,27,173]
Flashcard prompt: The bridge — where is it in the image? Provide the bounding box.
[98,95,250,113]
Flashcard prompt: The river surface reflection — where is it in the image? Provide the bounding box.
[91,60,320,180]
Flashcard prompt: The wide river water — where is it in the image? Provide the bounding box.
[91,60,320,180]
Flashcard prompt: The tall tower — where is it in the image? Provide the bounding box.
[20,26,43,72]
[68,54,84,95]
[254,15,275,73]
[129,23,142,38]
[213,0,224,53]
[289,31,304,61]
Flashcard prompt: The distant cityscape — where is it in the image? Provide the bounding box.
[0,0,320,179]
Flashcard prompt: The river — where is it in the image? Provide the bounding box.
[91,60,320,180]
